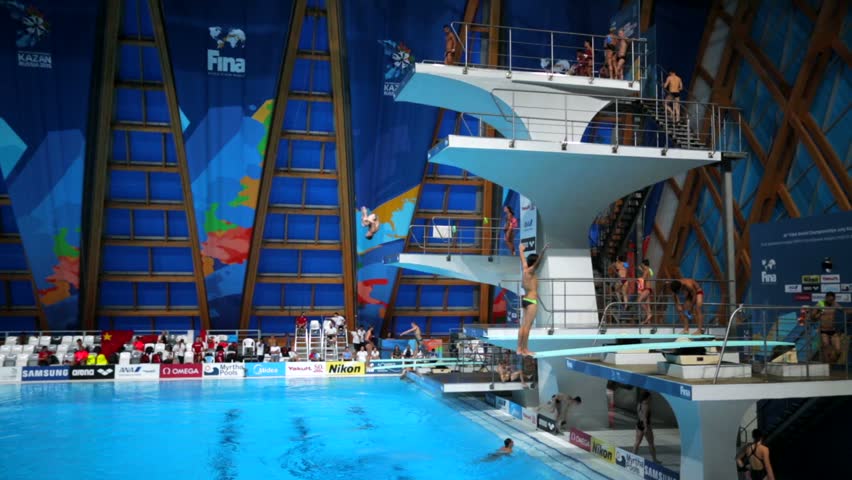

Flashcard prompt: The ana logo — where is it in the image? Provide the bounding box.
[760,258,777,284]
[207,25,245,76]
[379,39,415,96]
[4,1,52,68]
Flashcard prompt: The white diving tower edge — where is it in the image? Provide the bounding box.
[391,62,726,325]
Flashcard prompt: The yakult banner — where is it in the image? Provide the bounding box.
[160,364,202,379]
[203,363,245,378]
[115,364,160,381]
[285,361,326,378]
[245,362,286,378]
[519,195,537,253]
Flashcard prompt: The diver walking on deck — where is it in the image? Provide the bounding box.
[517,242,549,355]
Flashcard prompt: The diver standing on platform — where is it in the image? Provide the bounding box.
[670,278,704,334]
[637,259,655,325]
[517,242,549,356]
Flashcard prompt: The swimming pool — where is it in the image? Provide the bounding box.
[0,378,590,479]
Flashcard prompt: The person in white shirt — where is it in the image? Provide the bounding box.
[370,349,380,360]
[269,343,282,362]
[355,346,369,363]
[351,328,363,352]
[288,349,299,361]
[174,339,187,364]
[332,312,345,329]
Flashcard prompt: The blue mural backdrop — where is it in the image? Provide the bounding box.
[345,0,466,332]
[0,0,100,329]
[162,0,293,329]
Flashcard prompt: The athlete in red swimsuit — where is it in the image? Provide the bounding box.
[637,259,655,324]
[670,278,704,334]
[503,205,518,255]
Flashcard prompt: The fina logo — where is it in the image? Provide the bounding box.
[679,385,692,399]
[207,25,245,76]
[3,1,53,68]
[760,258,777,284]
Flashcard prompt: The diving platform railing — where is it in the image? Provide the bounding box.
[407,215,511,256]
[444,21,648,85]
[460,87,744,154]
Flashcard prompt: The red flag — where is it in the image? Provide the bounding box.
[138,334,159,344]
[101,330,134,358]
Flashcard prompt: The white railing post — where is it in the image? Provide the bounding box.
[550,32,555,76]
[507,28,513,77]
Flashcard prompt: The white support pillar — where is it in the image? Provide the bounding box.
[663,395,753,480]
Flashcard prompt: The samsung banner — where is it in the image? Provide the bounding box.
[750,212,852,305]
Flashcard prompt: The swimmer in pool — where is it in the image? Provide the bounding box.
[480,438,514,462]
[361,206,380,239]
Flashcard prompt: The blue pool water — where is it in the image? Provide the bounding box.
[0,378,573,479]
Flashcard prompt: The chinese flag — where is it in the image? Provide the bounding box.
[138,334,159,344]
[101,330,134,358]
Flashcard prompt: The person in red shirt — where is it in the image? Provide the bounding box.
[133,336,145,352]
[215,346,225,363]
[192,337,204,363]
[206,335,217,350]
[296,312,308,331]
[37,346,52,366]
[74,347,89,365]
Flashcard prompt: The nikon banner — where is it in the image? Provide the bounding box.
[326,361,366,376]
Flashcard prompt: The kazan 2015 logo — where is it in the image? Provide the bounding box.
[207,25,246,76]
[3,1,52,68]
[380,40,415,96]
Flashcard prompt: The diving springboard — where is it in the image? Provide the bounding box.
[485,333,717,341]
[532,340,795,359]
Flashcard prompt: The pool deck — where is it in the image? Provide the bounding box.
[407,371,529,393]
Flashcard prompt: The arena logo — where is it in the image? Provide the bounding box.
[207,26,245,76]
[760,258,777,284]
[536,413,557,434]
[4,1,53,68]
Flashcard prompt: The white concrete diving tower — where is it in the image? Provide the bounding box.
[385,253,517,288]
[394,59,733,326]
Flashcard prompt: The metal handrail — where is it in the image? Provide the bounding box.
[713,305,850,384]
[448,21,649,82]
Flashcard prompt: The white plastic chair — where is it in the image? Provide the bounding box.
[38,336,51,347]
[26,354,39,367]
[130,350,142,364]
[241,338,255,356]
[4,354,15,367]
[0,354,4,366]
[16,355,29,367]
[118,352,131,365]
[184,353,194,364]
[83,335,95,346]
[154,343,165,354]
[27,336,38,346]
[20,345,34,354]
[0,345,9,356]
[309,320,322,335]
[4,336,17,345]
[176,335,188,344]
[143,343,155,353]
[11,345,23,354]
[63,353,75,365]
[61,336,73,345]
[56,344,69,356]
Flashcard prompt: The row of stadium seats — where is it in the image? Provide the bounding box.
[3,335,98,347]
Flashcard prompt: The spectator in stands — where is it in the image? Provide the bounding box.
[133,336,144,352]
[663,70,683,122]
[323,317,337,342]
[37,346,51,366]
[615,29,629,80]
[356,346,369,363]
[152,349,162,364]
[392,346,402,359]
[361,206,381,240]
[604,27,617,79]
[75,338,84,352]
[342,347,352,360]
[206,335,217,350]
[270,342,282,362]
[192,337,204,363]
[670,278,704,334]
[215,346,225,363]
[633,390,658,462]
[162,345,174,364]
[503,205,518,255]
[296,312,308,332]
[332,312,345,330]
[309,349,321,362]
[357,325,367,350]
[74,346,89,365]
[227,341,239,362]
[288,348,299,361]
[175,339,187,364]
[443,24,458,65]
[141,346,154,363]
[93,347,108,365]
[370,348,380,360]
[158,331,169,344]
[737,429,775,480]
[403,345,413,358]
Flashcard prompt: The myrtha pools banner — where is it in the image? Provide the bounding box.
[0,0,100,328]
[162,0,294,328]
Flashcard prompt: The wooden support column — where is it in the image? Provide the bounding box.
[82,0,122,330]
[239,1,308,330]
[327,0,357,327]
[149,0,211,328]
